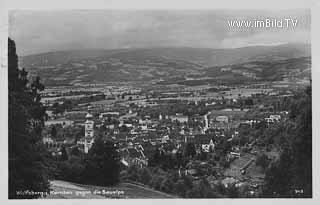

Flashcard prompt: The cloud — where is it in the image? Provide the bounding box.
[9,10,310,55]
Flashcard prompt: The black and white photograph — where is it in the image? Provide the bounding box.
[2,0,318,201]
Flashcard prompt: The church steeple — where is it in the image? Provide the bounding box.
[84,108,94,153]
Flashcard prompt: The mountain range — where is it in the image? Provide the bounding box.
[19,43,311,86]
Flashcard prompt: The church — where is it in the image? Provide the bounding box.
[84,111,95,153]
[77,110,95,153]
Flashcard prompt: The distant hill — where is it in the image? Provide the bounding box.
[20,49,128,68]
[20,43,310,67]
[19,44,311,86]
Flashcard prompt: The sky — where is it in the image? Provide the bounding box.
[9,9,311,56]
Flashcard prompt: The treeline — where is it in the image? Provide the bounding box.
[51,137,120,187]
[121,165,251,198]
[43,125,84,141]
[8,38,120,199]
[122,166,219,198]
[262,86,312,197]
[235,87,312,197]
[137,102,211,118]
[8,38,50,198]
[51,93,105,114]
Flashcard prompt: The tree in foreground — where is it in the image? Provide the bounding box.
[83,137,120,186]
[8,38,49,199]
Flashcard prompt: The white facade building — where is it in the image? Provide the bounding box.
[84,112,94,153]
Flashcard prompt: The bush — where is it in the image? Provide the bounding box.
[58,156,85,183]
[256,153,269,170]
[82,138,120,186]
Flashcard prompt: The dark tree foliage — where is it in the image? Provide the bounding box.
[70,146,81,156]
[8,38,50,199]
[263,87,312,197]
[50,126,57,138]
[52,100,74,114]
[57,156,85,183]
[264,148,294,197]
[137,167,152,185]
[183,142,196,158]
[148,148,178,170]
[83,138,120,186]
[60,146,68,161]
[148,148,161,166]
[255,153,269,170]
[290,86,312,197]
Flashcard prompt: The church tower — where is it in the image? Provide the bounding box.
[84,111,94,153]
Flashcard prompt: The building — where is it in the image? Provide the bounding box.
[43,136,54,144]
[221,67,231,72]
[201,139,215,153]
[265,115,281,124]
[84,112,95,153]
[207,109,246,130]
[203,112,210,131]
[216,116,229,123]
[210,121,239,130]
[45,110,54,119]
[170,113,189,123]
[99,112,120,119]
[45,119,74,127]
[269,115,281,121]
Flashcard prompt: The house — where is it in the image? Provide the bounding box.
[207,109,246,130]
[120,158,129,167]
[221,177,238,188]
[205,102,217,106]
[210,121,239,130]
[99,112,120,119]
[63,137,76,145]
[43,136,54,144]
[123,147,148,168]
[131,157,148,167]
[161,135,170,143]
[185,161,212,179]
[265,115,281,124]
[45,110,54,119]
[130,129,138,134]
[45,119,74,127]
[186,125,204,135]
[201,139,215,153]
[139,118,151,125]
[216,116,228,123]
[170,113,188,123]
[140,124,148,130]
[221,67,231,72]
[106,124,115,129]
[269,115,281,121]
[209,109,247,121]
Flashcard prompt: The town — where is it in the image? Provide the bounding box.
[40,79,305,197]
[8,9,312,199]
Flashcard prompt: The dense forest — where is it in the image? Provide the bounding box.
[8,38,49,199]
[263,86,312,197]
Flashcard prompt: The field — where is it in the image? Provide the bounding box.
[47,180,177,199]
